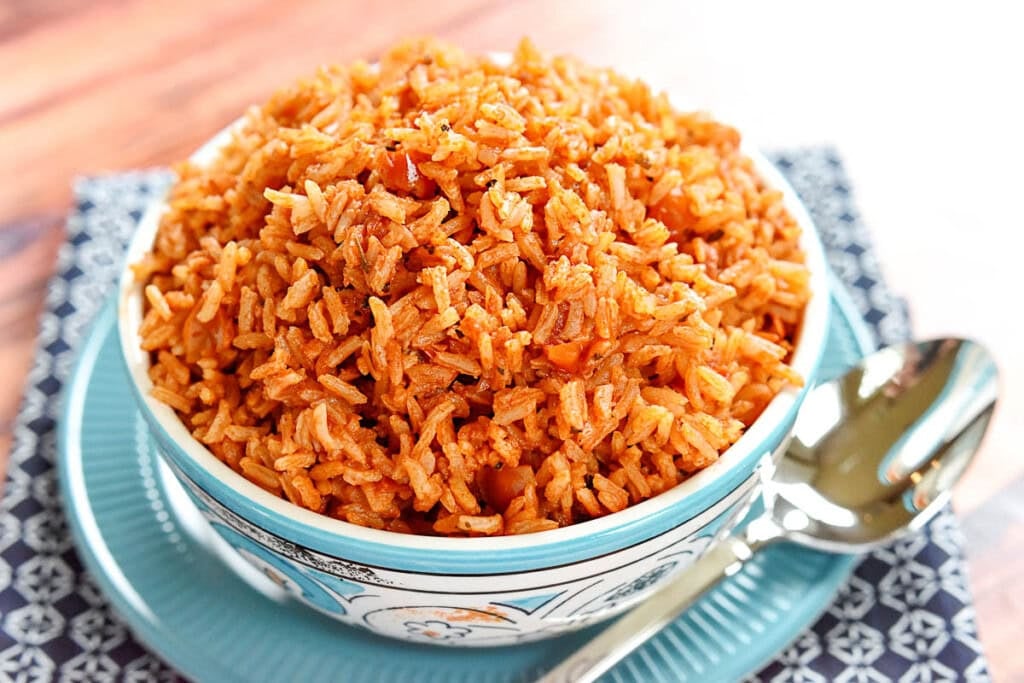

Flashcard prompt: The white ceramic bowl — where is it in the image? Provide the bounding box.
[117,114,830,646]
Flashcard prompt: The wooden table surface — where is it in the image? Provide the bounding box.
[3,1,1021,679]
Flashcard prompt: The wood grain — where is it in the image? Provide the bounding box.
[1,1,1020,680]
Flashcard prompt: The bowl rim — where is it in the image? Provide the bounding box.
[116,120,831,559]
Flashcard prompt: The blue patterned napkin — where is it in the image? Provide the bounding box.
[0,149,989,682]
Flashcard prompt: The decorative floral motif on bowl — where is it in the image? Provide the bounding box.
[159,445,761,645]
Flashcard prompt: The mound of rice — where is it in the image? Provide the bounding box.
[135,38,810,536]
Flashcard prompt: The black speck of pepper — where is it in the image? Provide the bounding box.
[384,140,399,152]
[486,179,497,188]
[440,122,451,132]
[494,461,504,470]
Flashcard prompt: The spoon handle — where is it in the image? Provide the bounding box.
[535,536,755,683]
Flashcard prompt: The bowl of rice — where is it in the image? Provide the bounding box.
[117,38,830,646]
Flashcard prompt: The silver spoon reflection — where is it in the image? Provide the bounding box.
[541,338,998,683]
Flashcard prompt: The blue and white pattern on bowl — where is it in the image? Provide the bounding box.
[159,440,762,645]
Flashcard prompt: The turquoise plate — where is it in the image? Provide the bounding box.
[57,282,873,683]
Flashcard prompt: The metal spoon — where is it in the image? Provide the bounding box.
[540,338,998,683]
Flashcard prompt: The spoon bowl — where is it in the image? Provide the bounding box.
[769,338,998,553]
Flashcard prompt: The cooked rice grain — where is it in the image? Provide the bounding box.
[138,38,810,536]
